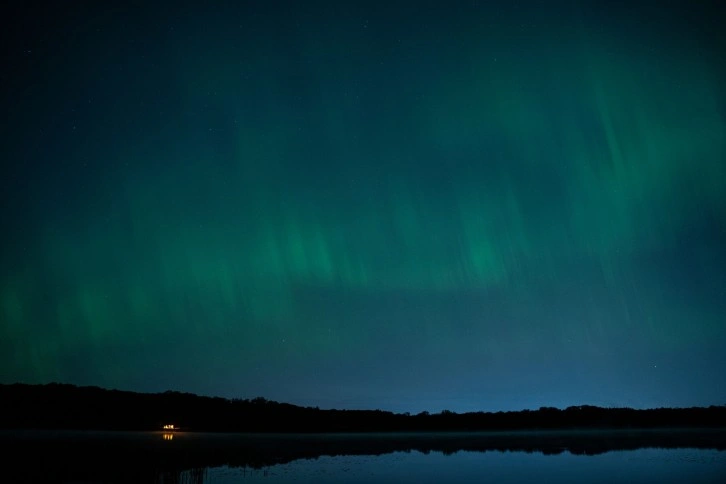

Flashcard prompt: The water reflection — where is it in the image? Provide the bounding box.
[2,429,724,483]
[205,449,726,483]
[157,467,206,484]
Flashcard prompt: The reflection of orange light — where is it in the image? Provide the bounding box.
[163,433,174,441]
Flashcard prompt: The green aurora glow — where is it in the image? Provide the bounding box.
[1,1,724,411]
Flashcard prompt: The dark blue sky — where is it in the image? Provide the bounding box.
[1,0,724,412]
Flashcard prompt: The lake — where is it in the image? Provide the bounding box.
[2,429,725,483]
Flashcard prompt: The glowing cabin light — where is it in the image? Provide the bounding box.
[162,424,177,430]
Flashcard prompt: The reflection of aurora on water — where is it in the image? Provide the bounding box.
[2,430,725,483]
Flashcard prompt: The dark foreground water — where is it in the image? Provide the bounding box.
[2,429,725,483]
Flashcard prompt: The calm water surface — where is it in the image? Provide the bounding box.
[197,449,725,483]
[3,430,725,483]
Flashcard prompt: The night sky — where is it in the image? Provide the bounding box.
[1,0,725,413]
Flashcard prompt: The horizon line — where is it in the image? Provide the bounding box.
[4,381,725,416]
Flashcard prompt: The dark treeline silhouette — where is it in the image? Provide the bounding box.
[2,383,726,432]
[3,428,726,483]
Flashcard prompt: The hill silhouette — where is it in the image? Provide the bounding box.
[3,383,725,432]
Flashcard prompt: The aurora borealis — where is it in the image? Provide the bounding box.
[1,1,724,413]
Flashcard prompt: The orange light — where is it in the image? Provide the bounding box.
[163,433,174,441]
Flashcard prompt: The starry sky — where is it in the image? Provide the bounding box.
[1,0,725,413]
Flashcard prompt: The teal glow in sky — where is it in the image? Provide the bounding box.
[1,0,724,412]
